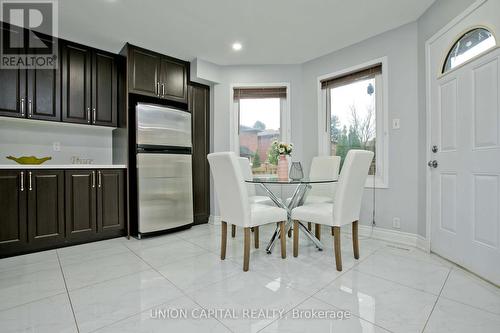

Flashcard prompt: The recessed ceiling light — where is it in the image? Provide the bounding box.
[232,42,242,51]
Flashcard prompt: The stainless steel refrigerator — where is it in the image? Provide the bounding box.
[136,103,193,236]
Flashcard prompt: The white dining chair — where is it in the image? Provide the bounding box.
[291,150,374,271]
[208,152,288,271]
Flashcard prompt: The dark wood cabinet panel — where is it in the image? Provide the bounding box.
[189,84,210,224]
[97,170,125,233]
[27,171,65,244]
[160,58,188,103]
[92,51,118,127]
[129,47,160,97]
[0,171,27,247]
[61,42,92,124]
[65,170,97,239]
[0,25,26,118]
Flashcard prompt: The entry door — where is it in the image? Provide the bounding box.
[428,0,500,284]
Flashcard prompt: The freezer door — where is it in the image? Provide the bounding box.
[137,153,193,233]
[136,103,192,147]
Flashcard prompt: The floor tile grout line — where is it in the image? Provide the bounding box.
[0,291,68,314]
[373,246,454,269]
[438,294,500,317]
[56,250,81,333]
[420,266,452,333]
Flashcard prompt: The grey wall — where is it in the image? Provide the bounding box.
[416,0,477,236]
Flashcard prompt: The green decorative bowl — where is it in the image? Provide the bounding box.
[6,156,52,165]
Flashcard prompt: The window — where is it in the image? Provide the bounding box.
[233,86,288,176]
[443,27,496,73]
[320,62,387,187]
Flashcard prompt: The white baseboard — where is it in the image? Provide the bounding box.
[209,215,221,225]
[353,225,429,251]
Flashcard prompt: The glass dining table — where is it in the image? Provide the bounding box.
[245,177,338,254]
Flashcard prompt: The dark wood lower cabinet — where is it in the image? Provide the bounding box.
[65,170,97,240]
[0,168,126,258]
[27,170,65,245]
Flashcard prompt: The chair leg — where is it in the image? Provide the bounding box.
[333,226,342,271]
[308,222,312,231]
[221,222,227,260]
[231,224,236,238]
[315,223,321,240]
[293,220,299,257]
[331,226,335,236]
[352,220,359,259]
[254,226,259,249]
[280,222,286,259]
[243,227,251,271]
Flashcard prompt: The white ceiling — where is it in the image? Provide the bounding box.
[58,0,436,65]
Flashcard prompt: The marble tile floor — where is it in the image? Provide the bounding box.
[0,223,499,333]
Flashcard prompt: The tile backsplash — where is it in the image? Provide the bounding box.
[0,118,113,165]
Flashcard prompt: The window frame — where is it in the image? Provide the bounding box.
[317,57,389,188]
[230,82,291,161]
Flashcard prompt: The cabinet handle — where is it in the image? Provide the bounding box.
[20,98,25,116]
[28,172,32,191]
[156,82,160,96]
[98,171,102,188]
[87,107,91,123]
[20,171,24,192]
[28,99,33,118]
[93,108,96,124]
[92,171,96,188]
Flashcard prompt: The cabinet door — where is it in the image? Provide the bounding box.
[65,170,97,240]
[160,57,188,103]
[27,170,65,245]
[0,24,26,118]
[129,47,160,97]
[27,35,60,121]
[61,42,92,124]
[189,85,210,224]
[0,170,27,248]
[92,51,117,127]
[97,170,125,233]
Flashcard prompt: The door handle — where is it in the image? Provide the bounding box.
[156,82,160,96]
[93,108,96,124]
[20,171,24,192]
[428,160,438,168]
[28,99,33,118]
[162,83,165,97]
[87,107,91,123]
[28,171,32,191]
[92,171,96,188]
[98,171,102,188]
[20,98,25,117]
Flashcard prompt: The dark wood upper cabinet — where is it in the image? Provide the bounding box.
[65,170,97,240]
[97,169,125,233]
[189,84,210,224]
[160,57,188,103]
[128,47,161,97]
[27,170,65,245]
[92,51,118,127]
[61,42,92,125]
[126,44,188,103]
[0,170,27,248]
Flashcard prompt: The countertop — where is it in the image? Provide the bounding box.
[0,164,127,169]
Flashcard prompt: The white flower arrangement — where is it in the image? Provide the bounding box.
[270,140,293,156]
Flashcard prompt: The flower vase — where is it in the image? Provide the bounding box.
[277,155,288,180]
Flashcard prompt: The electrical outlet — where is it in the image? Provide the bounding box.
[392,118,401,129]
[392,217,401,229]
[53,142,61,152]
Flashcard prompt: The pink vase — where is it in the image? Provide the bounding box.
[277,155,288,180]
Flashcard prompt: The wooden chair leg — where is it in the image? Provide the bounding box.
[333,226,342,271]
[308,222,312,231]
[280,222,286,259]
[221,222,227,260]
[331,226,335,236]
[243,227,250,271]
[254,226,259,249]
[315,223,321,240]
[231,224,236,238]
[293,220,299,257]
[352,220,359,259]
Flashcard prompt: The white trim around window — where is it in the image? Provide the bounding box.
[316,57,389,188]
[229,82,291,154]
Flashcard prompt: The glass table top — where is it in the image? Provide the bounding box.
[245,177,337,184]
